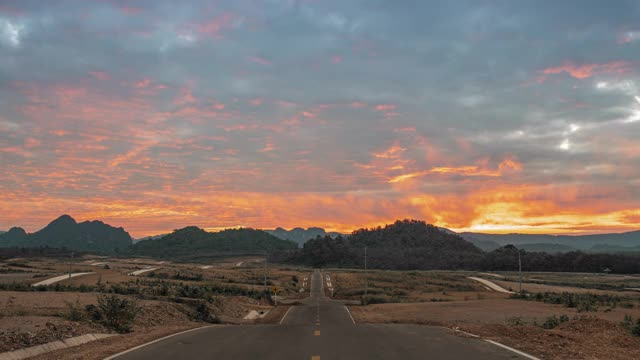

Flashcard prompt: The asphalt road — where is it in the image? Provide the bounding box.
[112,270,525,360]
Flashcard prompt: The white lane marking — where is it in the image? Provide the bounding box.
[344,305,356,324]
[103,325,215,360]
[452,328,479,338]
[484,339,541,360]
[279,306,294,325]
[32,272,95,286]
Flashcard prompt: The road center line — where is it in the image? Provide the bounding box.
[314,330,320,336]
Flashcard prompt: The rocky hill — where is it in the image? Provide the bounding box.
[0,215,132,254]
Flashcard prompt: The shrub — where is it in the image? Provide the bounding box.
[541,314,569,329]
[623,315,640,337]
[506,317,525,326]
[96,294,140,333]
[190,302,220,323]
[85,304,102,321]
[632,321,640,337]
[62,299,86,322]
[361,295,390,305]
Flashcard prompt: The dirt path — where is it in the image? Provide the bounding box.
[31,273,95,286]
[467,277,514,294]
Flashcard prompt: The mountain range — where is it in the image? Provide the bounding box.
[1,215,639,256]
[460,231,640,253]
[265,227,344,247]
[0,215,132,254]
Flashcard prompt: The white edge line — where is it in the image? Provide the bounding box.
[344,305,356,324]
[484,339,541,360]
[279,306,294,325]
[453,329,479,338]
[103,325,215,360]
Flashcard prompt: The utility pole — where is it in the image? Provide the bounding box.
[68,251,74,279]
[264,250,268,289]
[518,249,522,294]
[364,246,368,297]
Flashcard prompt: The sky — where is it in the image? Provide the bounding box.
[1,0,640,238]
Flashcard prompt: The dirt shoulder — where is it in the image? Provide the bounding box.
[351,298,640,360]
[460,317,640,360]
[30,324,204,360]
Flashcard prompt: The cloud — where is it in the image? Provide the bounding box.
[2,1,640,236]
[0,17,24,47]
[540,61,632,80]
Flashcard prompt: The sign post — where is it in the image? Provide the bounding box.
[271,286,279,306]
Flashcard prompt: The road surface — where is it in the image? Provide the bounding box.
[112,270,525,359]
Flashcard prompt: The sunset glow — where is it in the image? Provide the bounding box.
[1,1,640,237]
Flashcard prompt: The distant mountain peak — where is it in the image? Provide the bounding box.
[49,214,78,226]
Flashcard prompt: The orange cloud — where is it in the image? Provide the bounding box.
[540,60,632,80]
[195,13,237,38]
[374,104,397,111]
[388,158,523,184]
[372,145,406,159]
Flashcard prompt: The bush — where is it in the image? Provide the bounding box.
[96,294,140,333]
[361,295,390,305]
[190,302,220,323]
[62,299,86,322]
[85,304,102,321]
[541,314,569,329]
[623,315,640,337]
[506,317,525,326]
[632,321,640,337]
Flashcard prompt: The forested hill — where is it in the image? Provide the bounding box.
[284,220,484,269]
[131,226,298,259]
[281,219,640,273]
